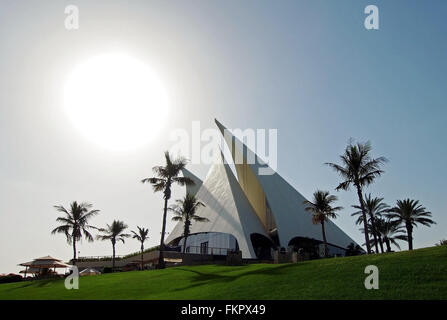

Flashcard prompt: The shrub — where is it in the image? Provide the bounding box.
[102,267,113,274]
[0,274,23,284]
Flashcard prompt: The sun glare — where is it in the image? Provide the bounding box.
[64,53,169,150]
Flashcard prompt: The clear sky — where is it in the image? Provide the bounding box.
[1,0,446,273]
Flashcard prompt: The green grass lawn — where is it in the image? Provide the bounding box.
[1,246,446,299]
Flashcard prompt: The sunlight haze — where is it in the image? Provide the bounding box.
[0,0,446,274]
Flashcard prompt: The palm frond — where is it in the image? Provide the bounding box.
[172,176,194,186]
[303,190,341,225]
[83,229,94,242]
[52,201,100,245]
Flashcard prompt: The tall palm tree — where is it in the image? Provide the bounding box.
[169,193,208,253]
[303,190,343,258]
[372,218,407,252]
[141,151,194,268]
[51,201,100,265]
[326,140,387,254]
[97,220,130,271]
[131,226,149,270]
[352,194,389,253]
[387,199,436,250]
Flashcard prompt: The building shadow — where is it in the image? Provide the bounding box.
[170,263,305,293]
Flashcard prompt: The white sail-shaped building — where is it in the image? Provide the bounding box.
[166,120,360,259]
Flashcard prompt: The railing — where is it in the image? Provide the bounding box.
[75,255,125,262]
[123,245,160,258]
[184,246,231,256]
[76,245,232,262]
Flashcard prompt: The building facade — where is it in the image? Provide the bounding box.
[166,120,360,259]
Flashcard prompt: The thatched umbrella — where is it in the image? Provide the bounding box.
[19,255,71,277]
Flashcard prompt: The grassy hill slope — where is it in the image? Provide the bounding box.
[1,246,446,299]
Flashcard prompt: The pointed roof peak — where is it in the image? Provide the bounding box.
[34,255,61,261]
[214,118,227,133]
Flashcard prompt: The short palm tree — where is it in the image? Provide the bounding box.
[131,226,149,270]
[169,193,208,253]
[326,140,387,254]
[387,199,436,250]
[51,201,100,265]
[346,242,363,256]
[352,194,389,253]
[303,190,343,258]
[372,218,407,252]
[141,151,194,269]
[97,220,130,271]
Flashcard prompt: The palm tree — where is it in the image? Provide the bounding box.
[387,199,436,250]
[169,193,208,253]
[326,140,387,254]
[131,226,149,270]
[367,222,383,253]
[346,242,363,256]
[372,218,407,252]
[141,151,194,268]
[51,201,100,265]
[97,220,130,271]
[303,190,343,258]
[352,194,389,253]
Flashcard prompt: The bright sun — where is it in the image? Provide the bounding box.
[64,53,169,150]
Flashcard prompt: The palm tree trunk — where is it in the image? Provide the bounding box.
[158,196,169,269]
[182,232,189,254]
[385,238,391,252]
[355,185,371,254]
[370,216,379,254]
[321,221,328,258]
[72,239,77,266]
[182,221,190,254]
[406,223,413,250]
[378,235,384,253]
[141,244,144,271]
[372,233,379,253]
[112,242,116,272]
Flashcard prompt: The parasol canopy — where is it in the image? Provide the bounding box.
[18,255,72,275]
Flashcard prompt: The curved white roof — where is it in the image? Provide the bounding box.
[166,153,270,258]
[215,119,359,250]
[167,119,360,259]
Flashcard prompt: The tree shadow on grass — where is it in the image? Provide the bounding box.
[170,263,303,294]
[7,278,62,291]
